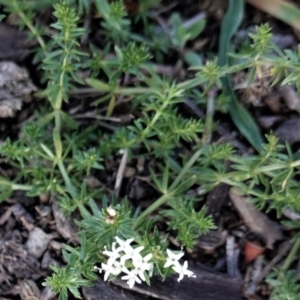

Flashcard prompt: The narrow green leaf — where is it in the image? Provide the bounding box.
[53,128,62,159]
[184,51,202,67]
[106,95,116,116]
[86,78,111,92]
[218,0,264,152]
[187,19,206,41]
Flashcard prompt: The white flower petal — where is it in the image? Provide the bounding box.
[164,249,184,268]
[121,269,142,288]
[138,270,146,281]
[121,246,144,264]
[143,253,153,262]
[115,236,135,253]
[101,261,122,281]
[172,261,196,282]
[103,242,121,266]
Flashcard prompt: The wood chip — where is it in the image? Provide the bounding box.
[112,263,243,300]
[52,198,80,243]
[25,227,53,259]
[0,24,30,61]
[275,117,300,144]
[0,61,36,117]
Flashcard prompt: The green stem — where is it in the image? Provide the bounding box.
[115,87,152,95]
[57,161,77,199]
[256,164,292,173]
[170,148,203,190]
[133,194,168,230]
[53,108,77,199]
[279,238,300,279]
[140,98,171,140]
[12,1,47,54]
[86,78,152,95]
[53,106,77,200]
[133,148,203,229]
[11,183,33,191]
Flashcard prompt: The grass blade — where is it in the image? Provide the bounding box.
[247,0,300,31]
[218,0,264,152]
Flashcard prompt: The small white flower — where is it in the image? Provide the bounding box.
[115,236,135,253]
[164,249,184,268]
[120,246,144,265]
[103,242,121,266]
[121,268,142,288]
[98,237,156,288]
[172,261,196,282]
[101,261,123,281]
[132,253,153,281]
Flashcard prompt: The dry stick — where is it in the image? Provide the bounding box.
[73,112,123,122]
[245,241,293,295]
[226,235,242,278]
[282,208,300,221]
[202,88,216,145]
[114,148,128,197]
[245,255,264,296]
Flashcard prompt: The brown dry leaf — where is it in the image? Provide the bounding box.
[52,198,80,243]
[263,93,281,113]
[40,286,57,300]
[19,279,40,300]
[233,67,272,107]
[229,188,282,249]
[279,85,300,113]
[0,207,12,225]
[258,115,283,129]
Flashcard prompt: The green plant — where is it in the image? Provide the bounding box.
[1,0,300,299]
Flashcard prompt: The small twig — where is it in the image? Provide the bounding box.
[184,98,205,118]
[245,255,264,296]
[226,235,241,278]
[0,207,12,225]
[180,12,206,32]
[69,87,103,96]
[155,2,179,15]
[280,238,300,276]
[114,149,128,197]
[245,241,292,294]
[282,208,300,221]
[202,88,216,145]
[73,112,123,122]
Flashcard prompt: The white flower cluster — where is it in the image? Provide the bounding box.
[95,237,196,289]
[163,249,196,282]
[95,236,153,288]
